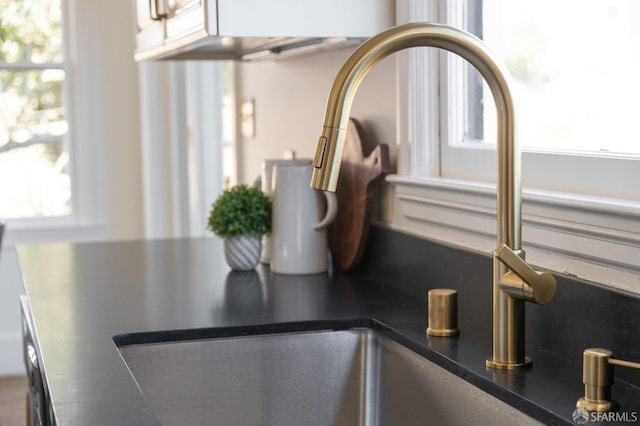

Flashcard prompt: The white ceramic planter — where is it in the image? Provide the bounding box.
[224,235,261,271]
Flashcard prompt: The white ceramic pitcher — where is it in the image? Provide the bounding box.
[271,163,337,274]
[260,158,311,264]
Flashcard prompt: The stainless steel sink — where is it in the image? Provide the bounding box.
[116,328,541,426]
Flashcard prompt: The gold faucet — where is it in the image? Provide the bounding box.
[311,23,556,369]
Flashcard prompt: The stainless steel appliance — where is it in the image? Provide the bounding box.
[21,295,53,426]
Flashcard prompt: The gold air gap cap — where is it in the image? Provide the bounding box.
[427,289,460,337]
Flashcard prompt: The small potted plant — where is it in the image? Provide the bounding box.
[208,184,271,271]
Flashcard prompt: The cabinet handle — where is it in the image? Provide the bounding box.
[149,0,167,21]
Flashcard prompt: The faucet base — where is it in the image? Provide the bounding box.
[486,356,532,370]
[577,397,617,412]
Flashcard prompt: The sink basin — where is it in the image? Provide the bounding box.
[116,326,541,426]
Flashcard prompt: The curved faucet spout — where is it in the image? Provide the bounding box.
[312,22,556,370]
[311,22,520,249]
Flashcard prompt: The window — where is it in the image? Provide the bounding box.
[2,0,145,245]
[0,0,71,219]
[392,0,640,293]
[457,0,640,155]
[439,0,640,200]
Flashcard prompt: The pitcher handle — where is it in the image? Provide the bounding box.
[313,192,338,230]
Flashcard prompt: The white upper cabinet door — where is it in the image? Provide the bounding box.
[133,0,395,61]
[164,0,218,43]
[134,0,167,55]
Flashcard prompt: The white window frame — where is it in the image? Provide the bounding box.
[390,0,640,293]
[439,0,640,201]
[2,0,147,247]
[2,0,104,245]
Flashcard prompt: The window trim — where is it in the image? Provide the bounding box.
[390,0,640,294]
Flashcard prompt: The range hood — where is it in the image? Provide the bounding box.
[134,0,395,62]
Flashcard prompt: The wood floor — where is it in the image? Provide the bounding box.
[0,376,27,426]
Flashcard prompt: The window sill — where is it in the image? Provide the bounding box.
[387,175,640,294]
[2,216,109,248]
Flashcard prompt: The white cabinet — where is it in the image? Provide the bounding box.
[133,0,395,61]
[134,0,166,55]
[134,0,217,60]
[163,0,217,47]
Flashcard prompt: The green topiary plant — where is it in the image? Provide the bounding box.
[207,184,271,238]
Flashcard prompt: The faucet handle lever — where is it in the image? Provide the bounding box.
[495,244,556,304]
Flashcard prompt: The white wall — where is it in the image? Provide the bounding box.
[70,0,144,241]
[236,49,398,184]
[0,248,25,376]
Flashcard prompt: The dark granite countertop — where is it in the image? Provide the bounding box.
[18,226,640,425]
